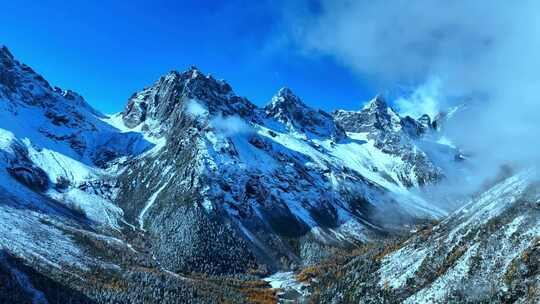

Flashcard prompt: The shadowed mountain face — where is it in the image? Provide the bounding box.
[1,45,535,303]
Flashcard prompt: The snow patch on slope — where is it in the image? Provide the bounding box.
[138,181,169,230]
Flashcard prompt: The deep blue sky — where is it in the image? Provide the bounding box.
[0,0,375,114]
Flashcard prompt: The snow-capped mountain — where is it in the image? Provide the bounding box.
[264,87,346,141]
[112,64,458,274]
[332,96,444,187]
[1,45,534,304]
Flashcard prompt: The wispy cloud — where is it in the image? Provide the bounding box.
[394,77,442,119]
[186,99,208,117]
[287,0,540,188]
[211,115,252,136]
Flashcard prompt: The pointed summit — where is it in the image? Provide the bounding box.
[265,87,310,125]
[333,94,401,133]
[0,44,58,103]
[0,45,14,61]
[122,66,256,132]
[160,67,199,83]
[362,94,390,112]
[160,66,201,83]
[162,69,181,78]
[0,45,17,73]
[275,87,296,99]
[268,87,307,109]
[187,65,201,79]
[265,87,345,140]
[265,87,307,118]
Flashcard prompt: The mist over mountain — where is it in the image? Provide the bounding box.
[288,0,540,193]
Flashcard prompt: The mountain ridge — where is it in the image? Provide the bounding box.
[0,45,534,303]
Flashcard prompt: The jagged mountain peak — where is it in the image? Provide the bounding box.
[332,95,394,122]
[161,66,230,89]
[122,66,255,132]
[362,94,387,110]
[0,46,86,109]
[362,95,401,120]
[332,95,401,134]
[0,45,14,62]
[161,69,182,80]
[275,86,301,101]
[265,87,346,140]
[162,66,203,81]
[333,96,445,187]
[266,87,308,112]
[276,86,294,96]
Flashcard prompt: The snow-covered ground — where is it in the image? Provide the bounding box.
[264,271,310,303]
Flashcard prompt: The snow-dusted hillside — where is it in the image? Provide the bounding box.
[307,169,540,303]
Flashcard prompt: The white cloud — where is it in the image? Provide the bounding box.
[395,77,442,119]
[186,100,208,117]
[288,0,540,189]
[186,100,251,136]
[210,115,252,136]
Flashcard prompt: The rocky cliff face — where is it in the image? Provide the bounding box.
[122,68,257,134]
[264,87,346,141]
[333,96,444,187]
